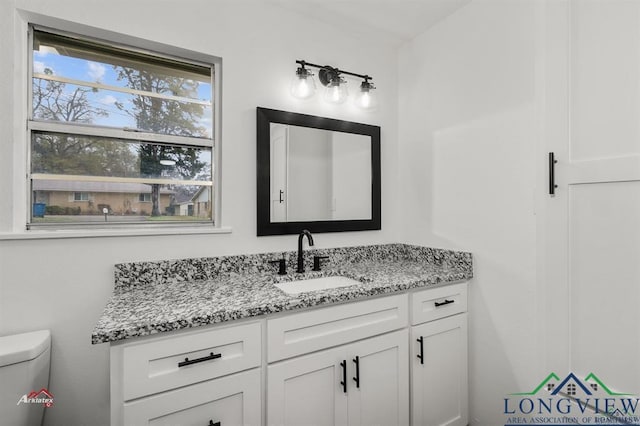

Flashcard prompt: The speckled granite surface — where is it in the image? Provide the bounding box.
[92,244,472,344]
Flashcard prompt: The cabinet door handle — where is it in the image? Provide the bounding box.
[434,299,454,307]
[208,421,221,426]
[178,352,222,368]
[279,190,284,203]
[416,336,424,365]
[352,356,360,388]
[340,360,347,393]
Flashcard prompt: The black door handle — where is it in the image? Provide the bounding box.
[352,356,360,388]
[416,336,424,365]
[434,299,454,307]
[279,189,284,203]
[549,152,558,195]
[340,360,347,393]
[178,352,222,368]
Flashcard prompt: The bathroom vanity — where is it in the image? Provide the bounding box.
[93,244,472,426]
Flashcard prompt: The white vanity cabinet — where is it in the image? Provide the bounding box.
[411,282,468,426]
[109,282,469,426]
[110,321,262,426]
[266,295,409,426]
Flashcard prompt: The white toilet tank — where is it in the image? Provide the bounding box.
[0,330,51,426]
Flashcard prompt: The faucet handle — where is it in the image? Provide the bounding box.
[269,259,287,275]
[312,255,330,271]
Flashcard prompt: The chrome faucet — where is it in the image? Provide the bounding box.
[297,229,314,273]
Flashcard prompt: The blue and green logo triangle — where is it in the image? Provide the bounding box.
[511,372,633,396]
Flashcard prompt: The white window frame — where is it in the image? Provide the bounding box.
[12,20,225,237]
[73,192,90,202]
[138,193,151,203]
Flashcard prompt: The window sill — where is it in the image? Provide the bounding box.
[0,226,232,240]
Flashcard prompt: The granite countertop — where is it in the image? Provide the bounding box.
[92,244,473,344]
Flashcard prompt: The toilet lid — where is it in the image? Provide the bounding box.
[0,330,51,367]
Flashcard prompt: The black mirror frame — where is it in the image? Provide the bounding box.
[257,107,381,236]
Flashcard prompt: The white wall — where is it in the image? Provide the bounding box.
[398,1,539,425]
[0,2,399,425]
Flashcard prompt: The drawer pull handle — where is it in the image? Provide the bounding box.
[208,421,221,426]
[434,299,454,307]
[417,336,424,365]
[178,352,222,368]
[340,360,347,393]
[352,355,360,388]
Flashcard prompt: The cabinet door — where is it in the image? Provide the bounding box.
[268,345,348,426]
[347,330,409,426]
[412,314,467,426]
[123,368,261,426]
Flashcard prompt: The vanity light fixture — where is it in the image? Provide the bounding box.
[291,60,376,109]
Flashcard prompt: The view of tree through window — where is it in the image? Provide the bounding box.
[29,29,215,226]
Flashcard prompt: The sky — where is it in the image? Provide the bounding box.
[33,46,213,138]
[32,43,214,180]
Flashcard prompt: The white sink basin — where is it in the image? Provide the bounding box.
[274,276,361,295]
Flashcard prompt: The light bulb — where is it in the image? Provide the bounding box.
[290,67,316,100]
[360,92,371,108]
[330,86,341,102]
[323,79,348,104]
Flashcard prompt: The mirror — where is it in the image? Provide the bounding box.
[257,107,381,236]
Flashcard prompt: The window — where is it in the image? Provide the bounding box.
[73,192,90,201]
[29,27,216,228]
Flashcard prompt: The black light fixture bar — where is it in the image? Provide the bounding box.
[296,59,372,81]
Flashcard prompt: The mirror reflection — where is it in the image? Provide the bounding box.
[270,123,372,223]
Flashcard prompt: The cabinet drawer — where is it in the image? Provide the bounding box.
[123,368,261,426]
[267,294,408,362]
[120,321,261,401]
[411,282,467,325]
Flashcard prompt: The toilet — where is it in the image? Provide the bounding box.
[0,330,51,426]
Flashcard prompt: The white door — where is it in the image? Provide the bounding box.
[541,0,640,393]
[346,330,409,426]
[411,314,468,426]
[267,344,349,426]
[270,123,288,222]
